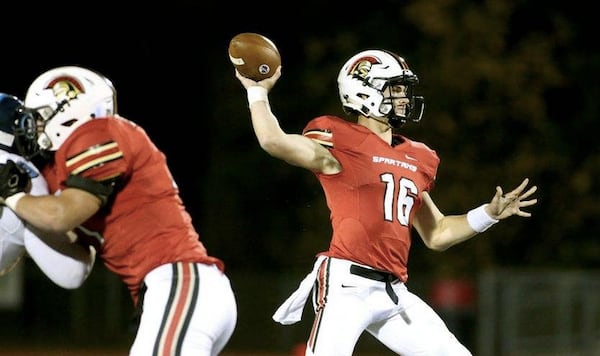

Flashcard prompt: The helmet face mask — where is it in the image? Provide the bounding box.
[24,66,117,152]
[13,106,42,160]
[0,93,40,159]
[337,49,425,128]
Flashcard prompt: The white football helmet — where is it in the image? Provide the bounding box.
[337,49,424,128]
[24,66,117,152]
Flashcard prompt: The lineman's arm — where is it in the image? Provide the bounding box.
[7,187,102,236]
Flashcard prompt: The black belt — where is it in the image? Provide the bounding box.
[350,264,399,304]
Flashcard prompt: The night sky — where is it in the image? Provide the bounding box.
[2,3,317,202]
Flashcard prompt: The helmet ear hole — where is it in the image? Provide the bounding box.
[62,119,78,127]
[379,102,393,115]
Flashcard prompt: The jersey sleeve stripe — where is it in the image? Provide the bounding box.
[66,141,119,165]
[303,130,333,148]
[70,151,124,175]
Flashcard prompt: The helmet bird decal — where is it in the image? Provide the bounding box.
[47,77,84,102]
[347,56,381,79]
[24,66,117,152]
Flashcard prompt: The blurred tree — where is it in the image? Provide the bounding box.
[402,0,566,276]
[407,0,599,273]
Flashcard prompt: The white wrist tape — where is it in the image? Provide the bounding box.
[247,86,269,106]
[5,192,26,211]
[467,204,499,233]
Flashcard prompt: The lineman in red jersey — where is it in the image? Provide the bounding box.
[235,49,537,355]
[1,66,237,356]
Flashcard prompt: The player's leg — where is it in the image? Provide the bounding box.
[304,258,375,356]
[129,263,174,356]
[305,293,370,356]
[129,262,237,356]
[185,263,237,356]
[367,285,472,356]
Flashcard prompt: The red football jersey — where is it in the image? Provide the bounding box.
[303,115,439,282]
[41,116,224,304]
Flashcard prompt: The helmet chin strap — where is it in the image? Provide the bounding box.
[387,114,407,129]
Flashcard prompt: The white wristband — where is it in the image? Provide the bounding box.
[467,204,499,233]
[247,86,268,106]
[5,192,26,211]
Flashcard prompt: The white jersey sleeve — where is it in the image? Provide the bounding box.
[0,151,94,288]
[0,152,29,275]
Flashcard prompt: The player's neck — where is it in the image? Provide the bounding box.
[358,116,393,144]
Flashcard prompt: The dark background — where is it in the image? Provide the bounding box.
[1,0,599,354]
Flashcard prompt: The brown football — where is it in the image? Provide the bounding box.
[228,33,281,81]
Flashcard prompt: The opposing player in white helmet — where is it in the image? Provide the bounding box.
[235,49,537,355]
[0,93,94,288]
[1,66,237,355]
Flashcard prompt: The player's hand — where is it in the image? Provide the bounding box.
[0,159,31,202]
[235,65,282,92]
[485,178,538,220]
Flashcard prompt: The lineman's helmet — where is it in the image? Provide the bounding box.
[24,66,117,152]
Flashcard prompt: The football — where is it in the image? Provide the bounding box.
[228,33,281,81]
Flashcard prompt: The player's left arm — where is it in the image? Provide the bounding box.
[414,178,538,251]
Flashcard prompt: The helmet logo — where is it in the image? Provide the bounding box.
[347,55,382,79]
[46,76,84,102]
